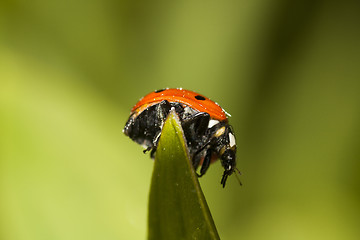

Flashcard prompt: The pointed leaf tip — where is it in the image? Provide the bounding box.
[148,109,220,240]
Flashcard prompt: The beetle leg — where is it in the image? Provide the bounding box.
[156,100,172,121]
[150,147,157,158]
[143,146,152,153]
[198,148,212,177]
[192,150,204,170]
[146,100,171,158]
[182,112,210,137]
[182,112,210,151]
[153,100,172,147]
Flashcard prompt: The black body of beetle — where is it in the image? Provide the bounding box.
[123,100,236,187]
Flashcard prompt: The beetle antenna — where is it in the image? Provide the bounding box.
[234,167,242,186]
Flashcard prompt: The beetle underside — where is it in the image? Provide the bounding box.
[124,100,236,187]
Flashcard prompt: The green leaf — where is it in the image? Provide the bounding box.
[148,109,220,240]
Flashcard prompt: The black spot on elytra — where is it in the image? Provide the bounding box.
[155,89,165,93]
[195,95,206,100]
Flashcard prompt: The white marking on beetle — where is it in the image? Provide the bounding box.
[214,126,226,138]
[208,119,219,128]
[229,132,236,147]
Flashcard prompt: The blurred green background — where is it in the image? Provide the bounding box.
[1,1,359,239]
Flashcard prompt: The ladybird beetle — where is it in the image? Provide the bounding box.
[123,88,238,187]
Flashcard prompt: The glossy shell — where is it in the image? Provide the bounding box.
[132,88,227,121]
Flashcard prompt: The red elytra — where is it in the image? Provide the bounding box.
[131,88,227,121]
